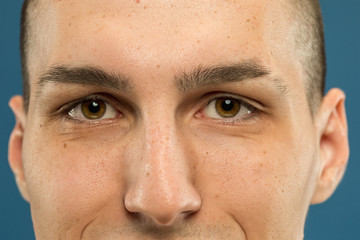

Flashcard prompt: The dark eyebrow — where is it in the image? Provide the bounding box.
[37,65,132,93]
[175,60,270,92]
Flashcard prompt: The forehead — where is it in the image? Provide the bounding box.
[31,0,294,74]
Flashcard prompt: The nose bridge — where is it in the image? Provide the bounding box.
[124,110,201,225]
[141,98,189,192]
[144,119,184,197]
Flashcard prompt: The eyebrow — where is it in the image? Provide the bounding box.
[175,60,270,92]
[37,62,288,98]
[38,65,132,93]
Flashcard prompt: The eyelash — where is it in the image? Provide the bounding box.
[60,95,120,123]
[199,94,260,124]
[59,93,260,125]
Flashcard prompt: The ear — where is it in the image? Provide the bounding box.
[8,95,30,202]
[311,88,349,204]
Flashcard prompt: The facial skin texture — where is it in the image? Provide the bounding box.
[8,0,349,239]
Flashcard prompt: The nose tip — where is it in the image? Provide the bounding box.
[123,121,201,226]
[124,185,202,226]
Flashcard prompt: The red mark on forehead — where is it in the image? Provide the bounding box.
[136,0,140,3]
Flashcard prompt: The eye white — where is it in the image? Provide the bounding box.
[68,101,118,120]
[203,98,253,119]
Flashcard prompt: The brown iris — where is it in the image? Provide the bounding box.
[81,100,106,119]
[215,98,241,118]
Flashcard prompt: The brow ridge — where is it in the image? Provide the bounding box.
[175,60,270,92]
[37,65,132,93]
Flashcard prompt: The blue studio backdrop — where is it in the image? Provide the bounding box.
[1,1,359,239]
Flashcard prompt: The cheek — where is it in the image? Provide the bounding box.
[193,131,317,235]
[22,126,126,234]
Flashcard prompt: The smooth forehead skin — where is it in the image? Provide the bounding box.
[15,0,338,239]
[28,0,299,87]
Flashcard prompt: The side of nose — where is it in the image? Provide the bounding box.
[124,123,201,226]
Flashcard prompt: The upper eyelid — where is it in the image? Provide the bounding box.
[56,95,120,122]
[200,93,260,122]
[206,93,258,110]
[61,92,258,119]
[64,96,122,123]
[63,94,116,112]
[208,94,242,103]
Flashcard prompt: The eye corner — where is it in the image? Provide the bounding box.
[195,93,262,126]
[61,95,124,123]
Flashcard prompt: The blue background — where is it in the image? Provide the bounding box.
[0,1,359,239]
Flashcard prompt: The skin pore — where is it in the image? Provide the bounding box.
[8,0,349,239]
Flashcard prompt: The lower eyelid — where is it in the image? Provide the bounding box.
[196,96,261,125]
[65,98,120,120]
[103,102,121,118]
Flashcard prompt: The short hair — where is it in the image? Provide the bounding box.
[20,0,326,114]
[20,0,32,112]
[291,0,326,114]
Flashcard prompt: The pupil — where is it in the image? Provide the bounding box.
[221,99,234,111]
[88,101,100,113]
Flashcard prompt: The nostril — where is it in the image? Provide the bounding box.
[152,214,176,226]
[123,132,202,227]
[124,190,201,227]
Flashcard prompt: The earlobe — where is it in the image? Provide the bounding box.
[311,88,349,204]
[8,95,30,202]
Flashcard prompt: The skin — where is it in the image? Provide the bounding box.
[8,0,349,239]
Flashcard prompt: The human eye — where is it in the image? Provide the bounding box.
[67,96,121,121]
[201,94,258,122]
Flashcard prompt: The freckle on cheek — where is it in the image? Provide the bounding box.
[63,143,67,149]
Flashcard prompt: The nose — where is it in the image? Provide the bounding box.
[124,124,201,226]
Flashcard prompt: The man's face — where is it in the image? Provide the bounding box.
[13,0,330,239]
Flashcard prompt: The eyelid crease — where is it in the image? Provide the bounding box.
[209,97,258,116]
[59,95,106,114]
[197,93,261,124]
[58,94,123,122]
[205,92,262,111]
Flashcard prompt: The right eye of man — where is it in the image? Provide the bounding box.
[68,98,120,121]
